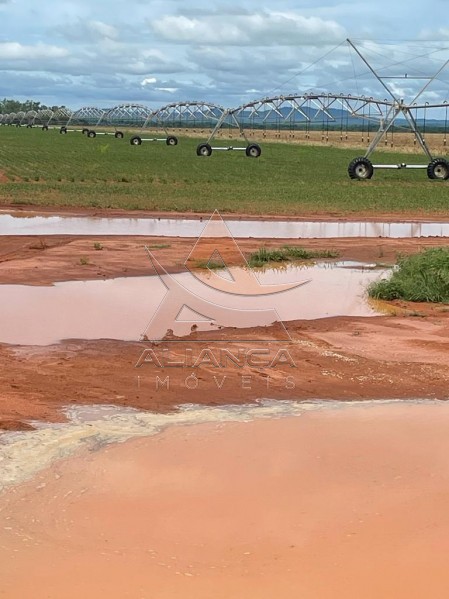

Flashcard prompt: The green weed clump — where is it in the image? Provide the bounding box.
[194,260,224,270]
[368,247,449,303]
[248,245,339,267]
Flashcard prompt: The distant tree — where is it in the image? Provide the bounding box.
[0,99,64,114]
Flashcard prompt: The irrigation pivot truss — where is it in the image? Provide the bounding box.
[344,38,449,180]
[35,109,54,128]
[42,107,73,131]
[195,93,396,158]
[127,101,225,147]
[61,107,106,136]
[87,104,153,139]
[2,39,449,178]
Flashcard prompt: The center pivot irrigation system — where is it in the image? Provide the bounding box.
[60,107,105,136]
[3,40,449,179]
[192,39,449,177]
[88,104,150,139]
[128,101,225,147]
[194,93,394,159]
[195,102,262,157]
[345,39,449,180]
[42,108,73,131]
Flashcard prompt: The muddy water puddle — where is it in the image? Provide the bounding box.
[2,400,449,599]
[0,400,335,492]
[1,212,449,238]
[0,262,386,345]
[0,399,439,493]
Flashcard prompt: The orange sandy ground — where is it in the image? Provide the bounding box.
[2,403,449,598]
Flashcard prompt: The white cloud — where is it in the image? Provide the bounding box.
[419,27,449,40]
[0,42,68,60]
[0,0,447,108]
[152,11,345,46]
[141,77,157,86]
[155,87,178,93]
[87,20,118,39]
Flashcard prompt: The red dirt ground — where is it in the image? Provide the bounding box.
[1,214,449,431]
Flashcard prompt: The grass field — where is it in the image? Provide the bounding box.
[0,127,448,214]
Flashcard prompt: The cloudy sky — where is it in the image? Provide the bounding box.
[1,0,449,109]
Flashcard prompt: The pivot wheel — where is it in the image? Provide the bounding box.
[166,136,178,146]
[42,125,49,131]
[130,136,142,146]
[196,143,212,157]
[115,131,124,139]
[60,127,67,134]
[82,128,89,135]
[87,130,97,138]
[246,143,262,158]
[348,157,374,180]
[427,158,449,180]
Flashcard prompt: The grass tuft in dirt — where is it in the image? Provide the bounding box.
[194,260,225,270]
[248,245,339,267]
[368,247,449,303]
[147,243,172,250]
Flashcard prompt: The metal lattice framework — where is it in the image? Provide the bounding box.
[150,101,225,129]
[45,107,73,128]
[66,106,105,128]
[13,111,25,126]
[102,104,152,129]
[121,101,225,146]
[36,109,54,127]
[194,93,394,156]
[123,101,226,147]
[343,38,449,179]
[84,104,153,140]
[227,93,391,128]
[24,110,38,126]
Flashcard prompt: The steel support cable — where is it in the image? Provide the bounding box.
[264,40,347,97]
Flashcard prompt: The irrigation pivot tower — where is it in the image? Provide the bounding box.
[346,38,449,180]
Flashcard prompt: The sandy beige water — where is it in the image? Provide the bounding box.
[2,401,449,598]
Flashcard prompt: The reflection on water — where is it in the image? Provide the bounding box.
[0,399,439,493]
[1,213,449,238]
[0,262,386,345]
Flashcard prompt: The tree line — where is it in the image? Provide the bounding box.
[0,99,67,114]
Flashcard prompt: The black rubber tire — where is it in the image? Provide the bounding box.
[60,127,67,134]
[348,157,374,180]
[246,143,262,158]
[42,125,49,131]
[82,128,89,135]
[26,124,32,129]
[130,136,142,146]
[87,130,97,138]
[427,158,449,180]
[115,131,124,139]
[196,143,212,157]
[166,136,178,146]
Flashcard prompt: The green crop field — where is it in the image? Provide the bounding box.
[0,127,448,215]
